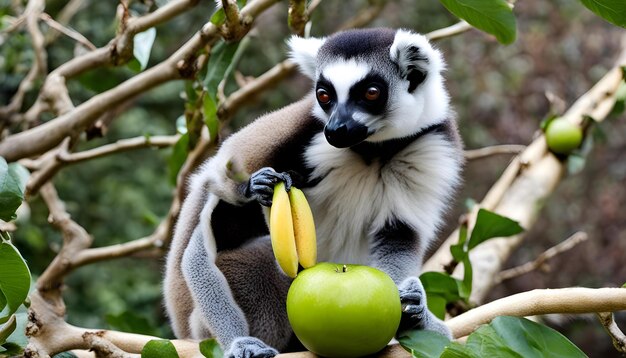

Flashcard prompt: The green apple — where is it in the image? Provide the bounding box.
[545,118,583,155]
[286,262,401,358]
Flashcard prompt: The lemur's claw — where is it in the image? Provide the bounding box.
[246,168,293,207]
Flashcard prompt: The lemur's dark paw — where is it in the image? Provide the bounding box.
[226,337,278,358]
[396,277,452,339]
[246,167,292,207]
[397,277,427,333]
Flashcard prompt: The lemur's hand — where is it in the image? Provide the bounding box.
[397,277,451,338]
[245,167,292,207]
[226,337,278,358]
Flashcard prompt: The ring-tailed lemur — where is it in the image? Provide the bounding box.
[164,28,463,358]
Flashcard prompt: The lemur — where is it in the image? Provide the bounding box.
[164,28,464,358]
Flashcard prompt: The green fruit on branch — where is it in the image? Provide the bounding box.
[545,118,583,155]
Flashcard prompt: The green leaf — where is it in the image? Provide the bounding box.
[399,330,451,358]
[132,28,157,71]
[458,256,473,300]
[438,0,517,44]
[0,242,31,324]
[203,93,219,142]
[199,339,223,358]
[465,323,524,358]
[420,272,461,302]
[4,312,27,348]
[579,0,626,28]
[167,133,190,186]
[0,314,16,344]
[622,282,626,288]
[105,311,159,336]
[489,316,587,357]
[204,40,241,102]
[0,158,29,222]
[567,154,586,175]
[468,209,524,250]
[440,341,476,358]
[427,294,448,320]
[141,339,180,358]
[0,342,24,356]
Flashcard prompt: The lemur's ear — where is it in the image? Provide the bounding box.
[389,30,445,93]
[288,36,326,79]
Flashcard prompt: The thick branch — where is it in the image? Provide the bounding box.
[447,288,626,338]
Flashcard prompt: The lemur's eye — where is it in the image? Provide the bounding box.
[365,86,380,101]
[317,88,331,104]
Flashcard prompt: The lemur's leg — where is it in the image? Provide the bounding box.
[217,236,294,352]
[181,225,249,345]
[369,219,451,338]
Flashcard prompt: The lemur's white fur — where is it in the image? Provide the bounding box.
[287,36,325,79]
[305,131,462,265]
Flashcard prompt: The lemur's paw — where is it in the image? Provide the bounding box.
[226,337,278,358]
[246,168,292,207]
[396,277,452,339]
[397,276,426,333]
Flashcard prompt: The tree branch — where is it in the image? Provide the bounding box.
[464,144,526,160]
[495,231,588,284]
[447,288,626,338]
[598,312,626,355]
[0,0,279,162]
[40,13,96,50]
[57,135,180,164]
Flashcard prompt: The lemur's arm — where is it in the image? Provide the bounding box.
[369,220,451,338]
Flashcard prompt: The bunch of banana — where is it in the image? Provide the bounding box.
[269,182,317,278]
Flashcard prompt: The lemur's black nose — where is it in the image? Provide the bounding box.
[324,113,369,148]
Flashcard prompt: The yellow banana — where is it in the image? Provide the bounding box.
[270,182,299,278]
[269,183,317,277]
[289,188,317,268]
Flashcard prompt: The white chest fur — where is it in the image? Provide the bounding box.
[303,132,461,265]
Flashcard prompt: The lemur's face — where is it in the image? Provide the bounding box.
[289,28,448,148]
[314,63,389,148]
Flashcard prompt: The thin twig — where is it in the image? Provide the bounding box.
[495,232,589,283]
[464,144,526,160]
[598,312,626,356]
[427,21,473,41]
[40,13,96,50]
[57,135,180,164]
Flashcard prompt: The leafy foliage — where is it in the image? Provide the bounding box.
[438,0,517,44]
[0,158,28,222]
[422,209,523,319]
[141,339,180,358]
[129,28,157,72]
[578,0,626,28]
[400,317,587,358]
[200,339,224,358]
[0,241,31,324]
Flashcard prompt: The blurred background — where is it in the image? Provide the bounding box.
[2,0,625,355]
